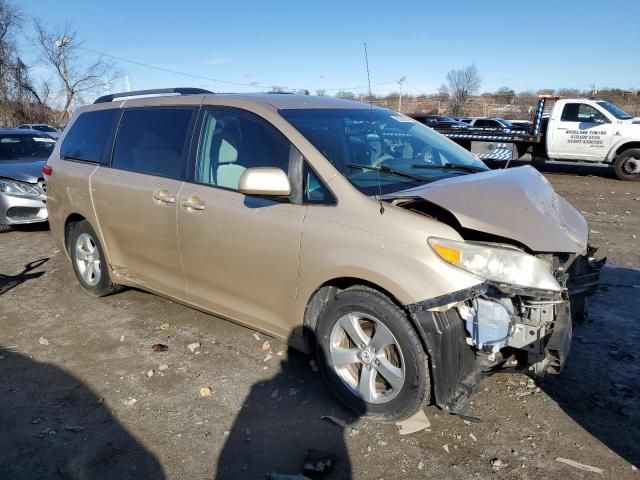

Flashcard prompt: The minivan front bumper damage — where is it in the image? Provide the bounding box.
[407,251,604,415]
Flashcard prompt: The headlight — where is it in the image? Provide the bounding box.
[0,179,42,198]
[428,237,561,292]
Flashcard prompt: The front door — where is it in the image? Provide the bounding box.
[92,107,196,299]
[178,108,306,338]
[548,102,614,161]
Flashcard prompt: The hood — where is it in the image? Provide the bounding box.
[393,166,588,253]
[0,158,46,183]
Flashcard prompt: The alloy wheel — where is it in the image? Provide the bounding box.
[74,232,102,287]
[329,312,406,404]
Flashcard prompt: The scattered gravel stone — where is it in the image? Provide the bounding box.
[187,342,201,352]
[270,389,280,399]
[146,369,154,378]
[159,364,169,371]
[38,337,49,345]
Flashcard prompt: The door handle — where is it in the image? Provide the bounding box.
[153,190,176,204]
[181,196,205,211]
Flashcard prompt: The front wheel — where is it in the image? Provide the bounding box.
[315,286,430,422]
[614,148,640,181]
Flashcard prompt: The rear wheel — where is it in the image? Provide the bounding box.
[315,286,430,422]
[68,220,120,296]
[614,148,640,181]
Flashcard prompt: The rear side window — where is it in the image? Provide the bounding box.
[112,108,193,179]
[60,109,119,163]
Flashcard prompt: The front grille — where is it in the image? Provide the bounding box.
[6,206,40,220]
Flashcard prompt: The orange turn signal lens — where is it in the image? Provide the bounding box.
[432,244,462,265]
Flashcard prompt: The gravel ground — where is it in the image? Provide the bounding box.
[1,164,639,479]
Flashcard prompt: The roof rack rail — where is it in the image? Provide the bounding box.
[94,87,213,104]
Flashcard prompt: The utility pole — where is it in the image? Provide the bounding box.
[398,76,406,112]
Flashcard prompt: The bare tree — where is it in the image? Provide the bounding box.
[315,89,325,96]
[0,0,53,125]
[34,19,120,123]
[440,64,481,115]
[495,86,516,104]
[335,90,356,100]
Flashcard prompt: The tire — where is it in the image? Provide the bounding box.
[0,224,12,233]
[315,286,430,422]
[614,148,640,181]
[68,220,120,297]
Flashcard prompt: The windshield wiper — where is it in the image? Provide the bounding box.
[346,163,427,182]
[410,163,487,173]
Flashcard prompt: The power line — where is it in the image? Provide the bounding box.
[77,46,397,93]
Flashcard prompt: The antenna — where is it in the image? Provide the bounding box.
[363,43,384,214]
[363,43,373,103]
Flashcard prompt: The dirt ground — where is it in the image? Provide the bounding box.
[1,162,639,479]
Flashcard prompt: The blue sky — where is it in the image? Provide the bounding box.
[20,0,640,97]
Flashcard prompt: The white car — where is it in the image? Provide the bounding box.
[17,124,61,140]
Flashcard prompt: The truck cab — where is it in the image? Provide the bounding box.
[545,98,640,180]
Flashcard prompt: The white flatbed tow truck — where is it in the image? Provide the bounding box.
[432,96,640,181]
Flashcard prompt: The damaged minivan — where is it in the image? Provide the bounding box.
[45,89,603,421]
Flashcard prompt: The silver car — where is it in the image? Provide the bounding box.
[0,129,53,232]
[17,123,62,140]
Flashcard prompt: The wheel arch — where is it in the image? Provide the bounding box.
[609,141,640,161]
[301,276,431,360]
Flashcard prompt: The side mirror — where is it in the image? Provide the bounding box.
[238,167,291,197]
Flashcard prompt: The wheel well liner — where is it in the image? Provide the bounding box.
[64,213,86,255]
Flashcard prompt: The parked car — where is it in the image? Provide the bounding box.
[17,123,62,139]
[0,129,53,232]
[46,88,602,421]
[508,120,533,132]
[407,114,471,130]
[461,117,515,131]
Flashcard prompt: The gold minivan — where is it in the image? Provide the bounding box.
[45,88,602,421]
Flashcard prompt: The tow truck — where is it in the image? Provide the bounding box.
[414,96,640,181]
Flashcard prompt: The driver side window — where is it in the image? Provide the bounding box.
[195,109,291,190]
[561,104,606,123]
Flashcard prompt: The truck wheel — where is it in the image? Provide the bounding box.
[68,220,121,297]
[614,149,640,181]
[315,286,430,422]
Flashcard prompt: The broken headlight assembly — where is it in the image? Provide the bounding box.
[428,237,561,292]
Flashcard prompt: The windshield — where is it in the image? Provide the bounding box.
[280,108,489,196]
[596,101,633,120]
[0,134,56,160]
